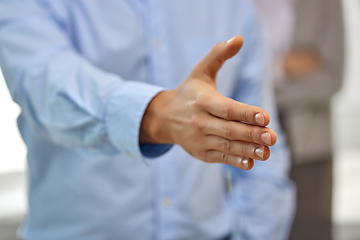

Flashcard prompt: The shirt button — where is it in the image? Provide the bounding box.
[162,197,172,207]
[125,150,134,158]
[153,38,162,48]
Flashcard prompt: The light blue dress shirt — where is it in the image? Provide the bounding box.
[0,0,295,239]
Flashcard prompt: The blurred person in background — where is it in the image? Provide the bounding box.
[0,0,295,240]
[254,0,345,239]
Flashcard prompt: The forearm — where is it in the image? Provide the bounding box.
[0,1,166,160]
[0,1,278,169]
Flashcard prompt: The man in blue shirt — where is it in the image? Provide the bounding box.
[0,0,295,239]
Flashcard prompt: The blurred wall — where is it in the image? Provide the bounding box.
[0,70,26,174]
[332,0,360,237]
[332,0,360,148]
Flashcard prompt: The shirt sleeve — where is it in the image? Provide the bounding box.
[227,3,296,239]
[0,0,172,161]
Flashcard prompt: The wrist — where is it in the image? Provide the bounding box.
[140,90,174,144]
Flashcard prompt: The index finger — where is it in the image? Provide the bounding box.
[204,92,270,126]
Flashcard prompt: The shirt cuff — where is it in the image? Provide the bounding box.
[140,144,173,158]
[105,81,171,161]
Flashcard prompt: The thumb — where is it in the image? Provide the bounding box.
[193,36,244,80]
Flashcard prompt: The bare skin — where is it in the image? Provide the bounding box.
[283,50,320,79]
[140,36,277,170]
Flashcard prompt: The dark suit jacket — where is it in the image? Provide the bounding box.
[276,0,344,164]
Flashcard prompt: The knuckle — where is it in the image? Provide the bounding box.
[246,128,255,142]
[221,104,232,119]
[219,139,231,152]
[221,122,233,139]
[190,115,205,130]
[238,104,251,122]
[220,153,228,163]
[212,43,223,53]
[244,105,252,121]
[214,55,223,69]
[245,109,251,122]
[194,92,206,109]
[241,144,249,156]
[239,109,248,122]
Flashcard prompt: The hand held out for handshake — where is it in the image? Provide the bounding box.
[140,36,277,170]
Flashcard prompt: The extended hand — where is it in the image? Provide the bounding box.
[140,36,277,170]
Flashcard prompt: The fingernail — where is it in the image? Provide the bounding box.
[238,157,249,169]
[226,36,236,44]
[255,146,265,158]
[255,113,265,125]
[261,132,271,145]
